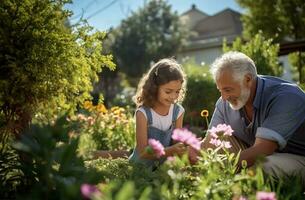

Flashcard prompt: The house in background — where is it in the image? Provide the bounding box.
[178,4,292,81]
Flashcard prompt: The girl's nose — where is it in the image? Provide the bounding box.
[171,93,178,100]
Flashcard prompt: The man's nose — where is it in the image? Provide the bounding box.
[221,92,229,101]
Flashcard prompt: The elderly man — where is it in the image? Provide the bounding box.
[196,51,305,186]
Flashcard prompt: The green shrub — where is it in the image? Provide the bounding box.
[11,116,101,200]
[86,148,305,200]
[182,61,219,133]
[0,133,23,199]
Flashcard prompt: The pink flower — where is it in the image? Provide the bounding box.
[208,124,233,137]
[81,183,101,199]
[222,141,232,149]
[172,128,191,142]
[256,191,277,200]
[208,124,233,149]
[172,128,201,150]
[148,139,165,158]
[210,138,222,147]
[166,156,175,162]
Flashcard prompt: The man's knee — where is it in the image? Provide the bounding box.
[261,154,282,177]
[262,153,305,187]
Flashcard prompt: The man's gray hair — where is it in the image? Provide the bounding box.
[210,51,257,82]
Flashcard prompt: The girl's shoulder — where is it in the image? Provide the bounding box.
[135,106,150,119]
[174,103,185,114]
[135,104,184,119]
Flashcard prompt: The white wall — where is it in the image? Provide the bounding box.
[279,55,293,81]
[177,46,222,66]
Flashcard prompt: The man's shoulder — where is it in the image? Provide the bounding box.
[259,75,303,96]
[215,97,224,105]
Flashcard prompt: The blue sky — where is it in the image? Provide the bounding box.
[65,0,243,31]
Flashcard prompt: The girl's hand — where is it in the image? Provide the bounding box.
[168,142,187,156]
[188,146,199,164]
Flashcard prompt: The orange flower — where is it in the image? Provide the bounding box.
[96,104,107,113]
[247,169,255,177]
[83,101,93,110]
[200,109,209,117]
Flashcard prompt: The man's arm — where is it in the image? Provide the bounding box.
[239,137,278,167]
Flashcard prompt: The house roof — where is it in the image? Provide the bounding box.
[179,6,243,51]
[180,4,209,30]
[279,40,305,55]
[181,4,209,17]
[191,8,242,41]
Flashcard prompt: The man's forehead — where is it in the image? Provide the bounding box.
[216,70,241,88]
[216,70,235,83]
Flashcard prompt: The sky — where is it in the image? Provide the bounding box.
[65,0,243,32]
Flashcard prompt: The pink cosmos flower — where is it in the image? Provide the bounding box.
[256,191,277,200]
[148,139,165,158]
[172,128,201,150]
[81,183,101,199]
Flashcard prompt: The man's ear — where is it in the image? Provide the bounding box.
[244,74,252,87]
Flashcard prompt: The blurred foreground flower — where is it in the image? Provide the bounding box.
[146,139,165,158]
[172,128,201,150]
[256,191,276,200]
[167,156,175,161]
[81,183,101,200]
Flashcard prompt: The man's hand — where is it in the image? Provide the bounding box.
[239,137,278,167]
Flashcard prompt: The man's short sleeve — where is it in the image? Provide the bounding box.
[209,98,225,128]
[256,93,305,149]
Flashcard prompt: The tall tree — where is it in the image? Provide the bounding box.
[0,0,115,137]
[237,0,305,83]
[110,0,188,85]
[223,32,282,76]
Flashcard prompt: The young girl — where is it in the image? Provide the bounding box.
[129,58,187,168]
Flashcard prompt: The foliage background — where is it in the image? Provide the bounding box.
[1,0,305,199]
[0,0,115,137]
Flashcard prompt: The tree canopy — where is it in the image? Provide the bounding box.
[223,32,282,76]
[109,0,188,84]
[237,0,305,84]
[237,0,305,42]
[0,0,115,136]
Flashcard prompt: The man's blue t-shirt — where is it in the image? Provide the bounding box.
[210,75,305,156]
